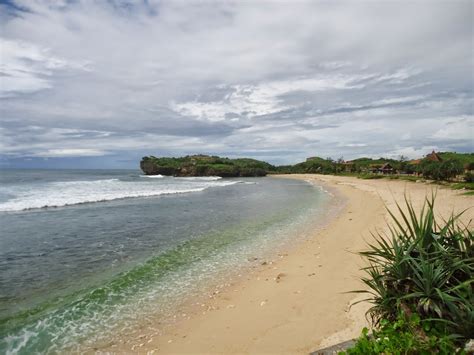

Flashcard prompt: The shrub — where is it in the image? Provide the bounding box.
[420,159,464,181]
[439,159,464,180]
[419,161,442,180]
[343,313,461,354]
[352,196,473,341]
[464,172,474,183]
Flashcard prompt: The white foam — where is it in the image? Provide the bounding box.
[4,329,37,355]
[0,178,240,212]
[139,174,164,178]
[175,176,222,181]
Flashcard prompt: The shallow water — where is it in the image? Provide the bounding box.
[0,169,331,353]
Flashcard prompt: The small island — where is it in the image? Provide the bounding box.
[140,154,275,177]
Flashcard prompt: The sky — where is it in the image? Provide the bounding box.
[0,0,473,169]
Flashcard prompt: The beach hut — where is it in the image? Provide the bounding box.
[380,163,394,174]
[369,164,382,174]
[368,163,395,174]
[343,161,355,172]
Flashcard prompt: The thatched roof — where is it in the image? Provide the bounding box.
[425,150,442,162]
[381,163,394,170]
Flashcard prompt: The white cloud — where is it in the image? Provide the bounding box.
[319,61,352,70]
[373,95,426,106]
[0,0,472,165]
[373,68,422,85]
[172,74,370,121]
[431,116,474,141]
[345,143,368,147]
[0,38,90,97]
[34,148,108,157]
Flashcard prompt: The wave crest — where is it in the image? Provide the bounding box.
[0,178,240,212]
[139,175,164,178]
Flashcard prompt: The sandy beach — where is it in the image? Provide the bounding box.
[4,2,472,353]
[114,174,473,354]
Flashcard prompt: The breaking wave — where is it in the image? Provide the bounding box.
[139,174,164,178]
[176,176,222,181]
[0,178,240,212]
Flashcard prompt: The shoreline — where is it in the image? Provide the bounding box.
[90,176,345,353]
[104,174,472,354]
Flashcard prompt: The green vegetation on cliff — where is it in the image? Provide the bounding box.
[140,155,275,177]
[140,152,473,180]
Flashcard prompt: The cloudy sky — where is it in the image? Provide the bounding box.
[1,0,472,168]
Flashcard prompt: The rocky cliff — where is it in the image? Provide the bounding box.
[140,155,274,177]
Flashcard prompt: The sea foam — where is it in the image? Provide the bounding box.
[176,176,222,181]
[139,174,164,178]
[0,178,240,212]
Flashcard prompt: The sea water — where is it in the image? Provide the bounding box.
[0,169,332,353]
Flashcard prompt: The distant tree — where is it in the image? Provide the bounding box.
[334,156,345,174]
[420,159,463,181]
[404,164,417,175]
[399,155,409,173]
[420,160,442,180]
[439,159,463,181]
[464,172,474,183]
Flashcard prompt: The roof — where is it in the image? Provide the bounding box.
[425,150,442,162]
[381,163,393,169]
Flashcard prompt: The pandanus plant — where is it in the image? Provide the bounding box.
[353,194,474,340]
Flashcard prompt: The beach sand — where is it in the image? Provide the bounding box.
[114,175,473,354]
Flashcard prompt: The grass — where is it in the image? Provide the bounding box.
[451,182,474,190]
[357,173,423,182]
[343,196,473,353]
[355,173,474,192]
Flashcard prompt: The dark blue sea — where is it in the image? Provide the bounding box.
[0,169,333,353]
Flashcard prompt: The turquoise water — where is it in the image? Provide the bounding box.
[0,170,331,353]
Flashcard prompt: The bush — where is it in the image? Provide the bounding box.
[464,172,474,183]
[343,313,461,354]
[350,196,473,348]
[440,159,464,180]
[419,161,442,180]
[420,159,464,181]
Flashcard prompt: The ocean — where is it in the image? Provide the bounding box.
[0,169,333,353]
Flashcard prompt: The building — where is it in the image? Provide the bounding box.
[343,161,355,173]
[425,150,443,162]
[369,163,395,174]
[380,163,395,174]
